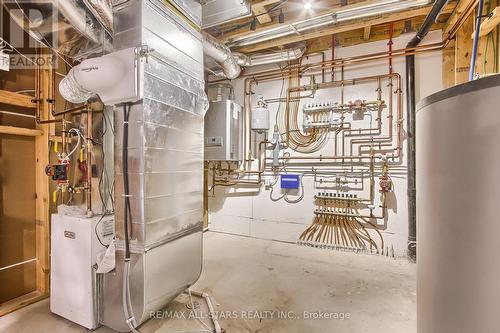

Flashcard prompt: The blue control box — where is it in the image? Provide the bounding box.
[280,174,300,189]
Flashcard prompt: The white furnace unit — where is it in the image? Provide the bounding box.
[50,213,114,330]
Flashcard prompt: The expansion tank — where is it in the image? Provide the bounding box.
[417,74,500,332]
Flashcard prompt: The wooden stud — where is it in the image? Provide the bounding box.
[442,38,456,88]
[455,13,474,83]
[475,0,499,75]
[0,89,37,108]
[443,0,479,38]
[252,0,281,24]
[34,53,51,297]
[0,125,43,137]
[0,291,47,316]
[470,6,500,38]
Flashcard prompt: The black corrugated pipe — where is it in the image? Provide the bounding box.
[406,0,449,262]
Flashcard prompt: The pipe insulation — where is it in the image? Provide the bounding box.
[233,44,306,67]
[405,0,449,262]
[4,0,112,58]
[203,32,306,79]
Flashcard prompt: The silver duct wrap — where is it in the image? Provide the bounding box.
[58,67,95,104]
[83,0,113,32]
[202,32,241,79]
[3,0,112,59]
[101,0,207,331]
[233,44,306,67]
[203,33,307,79]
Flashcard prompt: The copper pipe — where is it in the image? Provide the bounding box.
[283,73,403,158]
[37,118,63,124]
[223,41,446,85]
[217,39,455,186]
[52,104,89,117]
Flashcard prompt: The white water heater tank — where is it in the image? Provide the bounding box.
[252,95,270,131]
[417,75,500,333]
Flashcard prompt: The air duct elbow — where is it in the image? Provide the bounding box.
[59,48,144,105]
[202,32,241,79]
[202,33,306,78]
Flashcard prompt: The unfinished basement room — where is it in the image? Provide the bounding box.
[0,0,499,332]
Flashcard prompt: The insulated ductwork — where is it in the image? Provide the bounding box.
[101,1,207,331]
[3,0,112,59]
[226,0,433,47]
[203,32,306,78]
[83,0,114,32]
[233,44,306,67]
[202,32,241,79]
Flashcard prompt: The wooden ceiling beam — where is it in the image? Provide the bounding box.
[252,0,281,24]
[0,125,43,137]
[233,3,455,53]
[220,0,368,42]
[471,6,500,38]
[363,26,372,40]
[443,0,478,38]
[307,17,447,53]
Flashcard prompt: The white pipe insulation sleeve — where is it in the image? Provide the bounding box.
[59,55,126,104]
[233,44,307,67]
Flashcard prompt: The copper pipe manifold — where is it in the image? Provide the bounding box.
[299,197,385,255]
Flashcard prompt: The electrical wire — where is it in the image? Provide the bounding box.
[63,128,84,161]
[187,289,213,332]
[269,176,285,201]
[0,37,38,67]
[284,175,305,203]
[95,213,110,247]
[12,0,74,68]
[121,103,144,333]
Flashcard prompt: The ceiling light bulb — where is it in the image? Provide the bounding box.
[304,1,312,10]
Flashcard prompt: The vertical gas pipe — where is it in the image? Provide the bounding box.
[405,0,449,262]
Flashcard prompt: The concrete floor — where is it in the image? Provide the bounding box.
[0,232,416,333]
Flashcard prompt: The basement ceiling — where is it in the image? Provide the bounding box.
[205,0,456,54]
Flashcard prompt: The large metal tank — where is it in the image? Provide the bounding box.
[417,74,500,333]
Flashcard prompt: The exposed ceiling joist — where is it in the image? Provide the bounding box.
[232,3,455,53]
[363,25,372,40]
[252,0,281,24]
[470,6,499,38]
[220,0,373,43]
[443,0,478,38]
[307,16,447,53]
